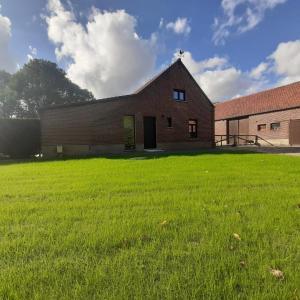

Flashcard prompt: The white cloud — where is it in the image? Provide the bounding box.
[166,18,191,36]
[45,0,157,98]
[179,51,261,101]
[27,45,38,61]
[0,8,16,72]
[247,39,300,85]
[213,0,288,45]
[181,51,228,74]
[178,51,268,102]
[269,40,300,84]
[159,18,164,29]
[180,39,300,102]
[250,62,269,79]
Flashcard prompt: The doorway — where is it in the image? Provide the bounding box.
[144,117,156,149]
[290,119,300,145]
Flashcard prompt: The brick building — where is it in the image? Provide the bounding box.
[40,59,214,157]
[215,81,300,146]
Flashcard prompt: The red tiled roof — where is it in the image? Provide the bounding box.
[215,81,300,120]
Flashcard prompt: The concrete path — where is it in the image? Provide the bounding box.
[218,146,300,156]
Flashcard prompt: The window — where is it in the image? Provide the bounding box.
[173,89,186,101]
[270,122,280,130]
[188,119,197,138]
[167,117,172,128]
[257,124,266,131]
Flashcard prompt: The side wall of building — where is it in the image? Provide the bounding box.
[214,120,227,135]
[249,107,300,145]
[214,107,300,146]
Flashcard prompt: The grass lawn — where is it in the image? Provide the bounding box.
[0,152,299,299]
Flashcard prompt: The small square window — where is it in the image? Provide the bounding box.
[167,117,172,128]
[173,89,186,101]
[270,122,280,130]
[257,124,266,131]
[188,119,197,138]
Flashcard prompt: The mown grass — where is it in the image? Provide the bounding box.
[0,152,299,299]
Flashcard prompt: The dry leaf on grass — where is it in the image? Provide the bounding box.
[233,233,241,241]
[240,261,246,267]
[270,268,284,279]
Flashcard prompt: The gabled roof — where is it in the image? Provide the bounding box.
[41,58,213,111]
[134,60,179,94]
[135,58,188,94]
[215,81,300,120]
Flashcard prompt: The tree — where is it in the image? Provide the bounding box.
[0,86,18,118]
[10,59,95,118]
[0,71,20,118]
[0,70,11,89]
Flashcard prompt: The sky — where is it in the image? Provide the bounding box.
[0,0,300,102]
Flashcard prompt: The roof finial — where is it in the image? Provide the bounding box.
[178,49,185,60]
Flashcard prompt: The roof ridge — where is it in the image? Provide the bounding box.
[134,58,182,94]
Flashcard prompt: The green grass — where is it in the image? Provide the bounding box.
[0,152,300,299]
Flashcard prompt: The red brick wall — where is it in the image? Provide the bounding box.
[214,120,226,136]
[214,107,300,145]
[249,108,300,141]
[40,60,214,152]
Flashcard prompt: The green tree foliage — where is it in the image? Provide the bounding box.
[0,59,95,118]
[0,71,19,118]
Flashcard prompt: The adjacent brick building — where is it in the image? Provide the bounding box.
[215,81,300,146]
[40,59,214,157]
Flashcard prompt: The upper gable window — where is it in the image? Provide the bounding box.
[173,89,186,101]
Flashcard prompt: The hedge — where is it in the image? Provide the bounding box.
[0,119,40,158]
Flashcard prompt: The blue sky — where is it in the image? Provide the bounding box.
[1,0,300,101]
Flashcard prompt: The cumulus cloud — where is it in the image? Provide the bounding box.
[269,40,300,84]
[179,51,263,101]
[246,39,300,85]
[213,0,288,45]
[166,18,191,36]
[0,7,16,72]
[250,62,269,79]
[179,39,300,102]
[45,0,157,98]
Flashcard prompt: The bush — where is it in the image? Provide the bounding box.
[0,119,40,158]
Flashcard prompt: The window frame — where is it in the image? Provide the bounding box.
[257,124,266,131]
[173,89,186,101]
[188,119,198,138]
[270,122,281,130]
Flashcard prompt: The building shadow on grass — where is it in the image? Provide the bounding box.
[0,147,261,166]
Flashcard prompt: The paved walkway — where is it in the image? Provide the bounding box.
[218,146,300,156]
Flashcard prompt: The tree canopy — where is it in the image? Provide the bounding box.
[0,71,18,118]
[0,59,95,118]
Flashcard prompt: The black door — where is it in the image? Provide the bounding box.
[144,117,156,149]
